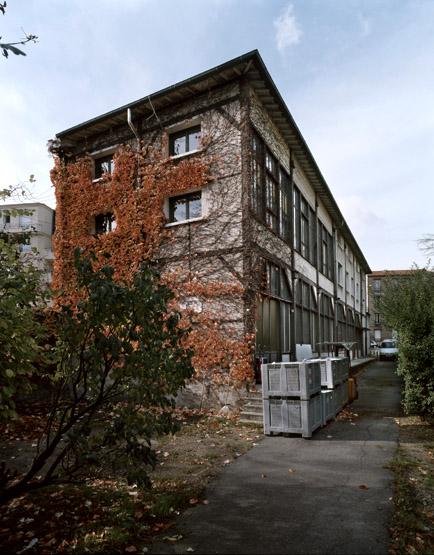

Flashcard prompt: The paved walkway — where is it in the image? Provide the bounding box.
[151,361,401,554]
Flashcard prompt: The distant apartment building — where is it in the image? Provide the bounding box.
[0,202,55,283]
[51,50,371,382]
[367,270,415,343]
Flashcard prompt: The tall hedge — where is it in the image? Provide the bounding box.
[379,269,434,416]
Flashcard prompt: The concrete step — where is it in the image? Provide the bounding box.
[239,410,263,424]
[244,391,262,400]
[240,405,263,414]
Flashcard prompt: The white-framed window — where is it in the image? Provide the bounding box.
[169,125,201,157]
[168,191,202,224]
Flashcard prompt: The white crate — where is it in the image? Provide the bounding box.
[310,357,349,389]
[321,389,336,425]
[261,361,321,400]
[263,394,322,438]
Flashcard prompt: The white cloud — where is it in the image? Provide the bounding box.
[274,3,302,52]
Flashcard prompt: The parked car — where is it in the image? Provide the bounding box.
[378,339,398,360]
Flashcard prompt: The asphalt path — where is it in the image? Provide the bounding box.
[151,360,401,554]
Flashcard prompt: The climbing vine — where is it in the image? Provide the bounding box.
[51,144,254,386]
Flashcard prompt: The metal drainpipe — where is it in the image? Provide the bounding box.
[127,108,141,186]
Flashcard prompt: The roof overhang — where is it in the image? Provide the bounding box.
[56,49,371,273]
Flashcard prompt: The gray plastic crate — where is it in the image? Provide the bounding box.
[263,394,322,438]
[334,380,349,413]
[310,357,349,388]
[261,361,321,399]
[321,389,336,425]
[336,358,350,384]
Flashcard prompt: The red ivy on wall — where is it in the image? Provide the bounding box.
[51,146,254,385]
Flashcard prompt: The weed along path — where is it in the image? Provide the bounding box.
[150,361,401,555]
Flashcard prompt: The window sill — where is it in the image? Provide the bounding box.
[165,216,205,228]
[92,176,114,184]
[169,149,201,161]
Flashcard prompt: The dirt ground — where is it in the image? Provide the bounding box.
[389,415,434,554]
[0,403,262,554]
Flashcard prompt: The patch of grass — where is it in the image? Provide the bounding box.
[389,419,434,555]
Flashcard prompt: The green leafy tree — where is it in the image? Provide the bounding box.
[379,268,434,416]
[0,241,50,421]
[0,251,193,505]
[0,180,50,422]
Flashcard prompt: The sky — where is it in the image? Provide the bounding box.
[1,0,433,270]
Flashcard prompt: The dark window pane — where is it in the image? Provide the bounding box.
[303,309,311,344]
[95,155,114,179]
[296,308,302,344]
[269,299,280,352]
[95,212,116,235]
[280,270,291,300]
[270,264,280,296]
[262,298,270,347]
[256,300,264,349]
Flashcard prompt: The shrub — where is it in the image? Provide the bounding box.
[379,269,434,415]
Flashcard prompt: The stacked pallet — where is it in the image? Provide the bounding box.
[261,361,322,438]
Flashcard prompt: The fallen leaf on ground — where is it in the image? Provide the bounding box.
[359,485,369,490]
[163,535,183,542]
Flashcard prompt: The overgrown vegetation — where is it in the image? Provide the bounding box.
[0,250,194,505]
[0,183,50,422]
[0,407,261,553]
[379,268,434,416]
[389,416,434,554]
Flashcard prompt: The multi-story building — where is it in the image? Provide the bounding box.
[0,202,55,283]
[51,50,371,389]
[367,270,414,344]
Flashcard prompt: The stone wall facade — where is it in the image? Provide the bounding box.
[52,52,371,407]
